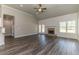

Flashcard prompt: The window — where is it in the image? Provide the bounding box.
[39,24,42,33]
[39,24,45,33]
[59,20,76,33]
[67,21,76,33]
[60,22,66,32]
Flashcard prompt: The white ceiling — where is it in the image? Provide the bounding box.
[7,4,79,20]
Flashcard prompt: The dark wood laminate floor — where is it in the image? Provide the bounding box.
[0,34,79,55]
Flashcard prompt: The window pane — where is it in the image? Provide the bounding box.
[42,24,45,33]
[59,22,66,32]
[67,30,75,33]
[60,29,66,32]
[67,21,75,27]
[39,24,41,33]
[67,20,76,33]
[67,26,75,30]
[60,22,66,27]
[39,24,45,33]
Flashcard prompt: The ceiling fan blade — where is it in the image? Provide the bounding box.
[42,8,47,10]
[34,8,38,9]
[39,4,42,7]
[36,12,39,14]
[41,10,44,12]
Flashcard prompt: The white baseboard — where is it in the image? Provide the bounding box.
[14,33,38,38]
[57,35,77,39]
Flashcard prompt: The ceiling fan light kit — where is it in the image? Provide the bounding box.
[34,4,47,14]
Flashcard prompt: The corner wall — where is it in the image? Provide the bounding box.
[2,5,38,38]
[39,13,78,39]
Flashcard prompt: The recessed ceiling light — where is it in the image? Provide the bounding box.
[20,4,23,7]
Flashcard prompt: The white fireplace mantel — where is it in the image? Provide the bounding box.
[45,25,56,34]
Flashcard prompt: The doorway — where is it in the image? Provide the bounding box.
[3,14,14,38]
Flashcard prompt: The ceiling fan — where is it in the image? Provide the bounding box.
[34,4,47,14]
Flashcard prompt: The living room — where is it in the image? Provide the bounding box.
[0,4,79,55]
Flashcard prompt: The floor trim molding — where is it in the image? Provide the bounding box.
[14,33,38,38]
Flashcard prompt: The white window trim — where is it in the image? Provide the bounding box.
[59,20,76,34]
